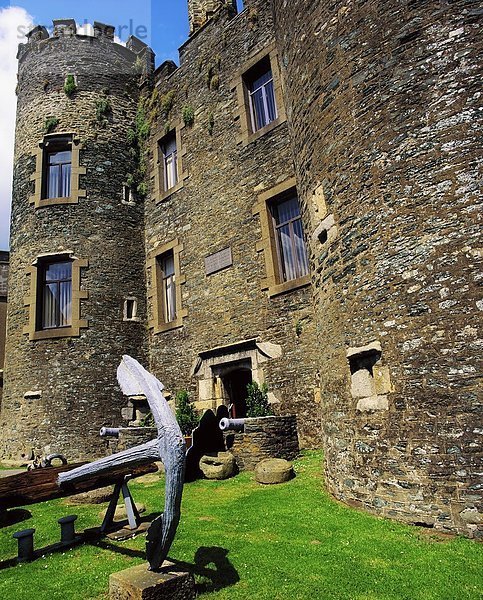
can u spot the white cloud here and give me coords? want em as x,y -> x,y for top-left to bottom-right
0,6 -> 33,250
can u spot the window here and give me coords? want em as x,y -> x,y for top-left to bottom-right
253,178 -> 311,297
123,297 -> 139,321
30,133 -> 86,209
44,146 -> 71,199
157,251 -> 177,323
153,126 -> 186,201
246,57 -> 277,132
271,194 -> 309,282
231,45 -> 286,146
122,185 -> 133,204
126,299 -> 135,319
24,253 -> 88,340
147,239 -> 188,333
38,260 -> 72,329
161,133 -> 178,191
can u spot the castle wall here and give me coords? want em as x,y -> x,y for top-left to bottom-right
272,0 -> 482,536
1,27 -> 148,461
0,252 -> 9,369
144,0 -> 321,447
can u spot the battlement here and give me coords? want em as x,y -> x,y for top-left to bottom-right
17,19 -> 155,75
188,0 -> 237,34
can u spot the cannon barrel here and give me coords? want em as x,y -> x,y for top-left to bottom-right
99,427 -> 120,438
219,418 -> 245,432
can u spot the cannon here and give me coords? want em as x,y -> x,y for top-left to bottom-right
99,427 -> 120,438
219,418 -> 245,432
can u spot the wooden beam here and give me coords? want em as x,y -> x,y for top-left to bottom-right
0,462 -> 157,511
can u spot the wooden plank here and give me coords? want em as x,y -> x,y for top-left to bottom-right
0,462 -> 157,510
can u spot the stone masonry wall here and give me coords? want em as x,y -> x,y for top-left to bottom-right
1,29 -> 148,461
225,415 -> 299,470
272,0 -> 482,536
144,0 -> 321,447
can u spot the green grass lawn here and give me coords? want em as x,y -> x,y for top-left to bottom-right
0,451 -> 481,600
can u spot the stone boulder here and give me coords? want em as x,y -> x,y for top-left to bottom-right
199,452 -> 236,480
255,458 -> 294,484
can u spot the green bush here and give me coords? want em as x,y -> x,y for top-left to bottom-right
136,181 -> 148,198
182,104 -> 195,127
245,381 -> 272,417
63,74 -> 77,97
95,97 -> 112,124
44,116 -> 59,133
175,390 -> 199,436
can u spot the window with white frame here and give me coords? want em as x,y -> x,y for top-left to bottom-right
43,136 -> 72,199
157,251 -> 176,324
270,193 -> 309,283
245,57 -> 277,132
160,132 -> 178,192
37,259 -> 72,330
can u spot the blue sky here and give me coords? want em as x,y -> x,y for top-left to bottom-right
0,1 -> 245,250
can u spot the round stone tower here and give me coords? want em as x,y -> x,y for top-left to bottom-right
1,20 -> 153,461
272,0 -> 482,536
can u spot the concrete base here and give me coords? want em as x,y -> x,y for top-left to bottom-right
109,561 -> 196,600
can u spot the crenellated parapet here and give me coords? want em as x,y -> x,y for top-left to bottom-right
17,19 -> 154,77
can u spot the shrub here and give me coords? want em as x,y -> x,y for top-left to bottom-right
175,390 -> 199,436
245,382 -> 272,418
182,104 -> 195,127
95,97 -> 112,124
44,116 -> 59,133
210,74 -> 220,91
136,181 -> 148,198
64,74 -> 77,97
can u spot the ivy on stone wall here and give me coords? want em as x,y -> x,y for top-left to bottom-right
160,90 -> 176,119
125,97 -> 153,199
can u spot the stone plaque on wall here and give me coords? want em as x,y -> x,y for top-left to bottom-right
205,247 -> 233,276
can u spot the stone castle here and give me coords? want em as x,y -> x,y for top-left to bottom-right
0,0 -> 481,538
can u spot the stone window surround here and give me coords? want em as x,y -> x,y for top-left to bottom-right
253,177 -> 311,298
152,121 -> 188,203
231,43 -> 287,146
23,251 -> 89,341
29,132 -> 86,209
147,239 -> 188,333
123,296 -> 140,322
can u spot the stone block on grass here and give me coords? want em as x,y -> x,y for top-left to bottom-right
255,458 -> 294,484
199,452 -> 236,480
109,561 -> 195,600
